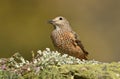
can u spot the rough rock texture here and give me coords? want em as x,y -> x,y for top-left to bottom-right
0,48 -> 120,79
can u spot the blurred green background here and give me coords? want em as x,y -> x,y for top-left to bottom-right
0,0 -> 120,62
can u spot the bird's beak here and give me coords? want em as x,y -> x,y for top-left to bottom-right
48,20 -> 54,24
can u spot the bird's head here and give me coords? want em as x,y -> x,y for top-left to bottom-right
49,16 -> 71,30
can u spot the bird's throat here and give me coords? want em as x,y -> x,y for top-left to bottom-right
55,25 -> 61,31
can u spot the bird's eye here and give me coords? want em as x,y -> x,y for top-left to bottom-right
59,17 -> 63,20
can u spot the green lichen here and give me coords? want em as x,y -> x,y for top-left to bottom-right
0,48 -> 120,79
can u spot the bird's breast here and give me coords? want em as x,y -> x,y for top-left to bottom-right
51,30 -> 74,48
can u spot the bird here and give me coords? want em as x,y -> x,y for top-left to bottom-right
48,16 -> 89,60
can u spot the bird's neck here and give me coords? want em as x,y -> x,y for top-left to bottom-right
55,25 -> 61,31
55,25 -> 72,31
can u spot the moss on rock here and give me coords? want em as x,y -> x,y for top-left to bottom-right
0,48 -> 120,79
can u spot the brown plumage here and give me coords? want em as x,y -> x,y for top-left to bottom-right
49,16 -> 88,60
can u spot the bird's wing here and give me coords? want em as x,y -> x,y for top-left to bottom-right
72,31 -> 89,55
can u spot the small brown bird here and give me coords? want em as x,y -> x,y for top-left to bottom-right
49,16 -> 88,60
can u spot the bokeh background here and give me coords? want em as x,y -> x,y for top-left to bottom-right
0,0 -> 120,62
